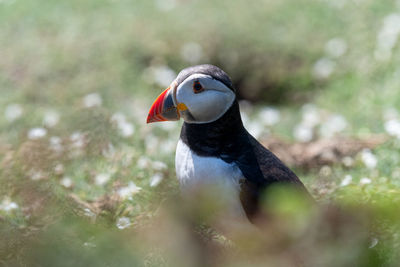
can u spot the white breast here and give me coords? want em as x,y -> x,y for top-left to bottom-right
175,139 -> 248,223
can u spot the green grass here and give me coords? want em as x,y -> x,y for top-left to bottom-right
1,0 -> 400,266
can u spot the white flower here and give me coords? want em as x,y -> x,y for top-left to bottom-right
319,165 -> 332,177
312,58 -> 335,79
181,42 -> 204,64
325,38 -> 347,58
144,65 -> 176,88
360,177 -> 372,185
102,143 -> 116,159
247,121 -> 266,139
384,119 -> 400,138
54,163 -> 65,175
83,93 -> 102,108
116,217 -> 131,229
111,113 -> 135,137
301,104 -> 320,127
152,161 -> 167,171
319,114 -> 347,138
120,122 -> 135,137
84,208 -> 96,218
83,242 -> 96,248
369,237 -> 379,249
30,170 -> 45,181
159,139 -> 176,155
50,136 -> 63,153
375,13 -> 400,61
293,123 -> 313,142
43,110 -> 60,127
28,127 -> 47,140
258,107 -> 281,126
60,176 -> 73,188
121,152 -> 134,167
361,149 -> 378,169
340,175 -> 352,187
137,156 -> 151,169
111,112 -> 126,124
342,156 -> 354,167
145,134 -> 159,154
154,0 -> 176,11
4,104 -> 23,122
95,173 -> 111,186
150,173 -> 164,187
70,131 -> 85,148
157,121 -> 177,131
117,182 -> 142,199
0,198 -> 19,212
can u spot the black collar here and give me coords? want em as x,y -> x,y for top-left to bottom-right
179,100 -> 245,158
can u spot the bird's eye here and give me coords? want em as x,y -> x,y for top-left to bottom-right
193,80 -> 204,94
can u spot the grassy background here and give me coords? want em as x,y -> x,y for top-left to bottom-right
1,0 -> 400,266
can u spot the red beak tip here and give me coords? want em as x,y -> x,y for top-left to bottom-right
147,86 -> 174,124
146,114 -> 155,124
146,112 -> 167,124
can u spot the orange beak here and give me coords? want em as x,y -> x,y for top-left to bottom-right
146,87 -> 180,123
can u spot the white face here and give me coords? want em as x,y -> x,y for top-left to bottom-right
173,74 -> 236,124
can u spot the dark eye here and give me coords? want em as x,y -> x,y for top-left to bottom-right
193,80 -> 204,94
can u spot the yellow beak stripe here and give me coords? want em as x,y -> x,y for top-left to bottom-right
176,103 -> 188,111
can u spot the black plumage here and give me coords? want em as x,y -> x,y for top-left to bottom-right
176,64 -> 235,92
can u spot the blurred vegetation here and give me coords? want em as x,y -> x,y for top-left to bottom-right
2,0 -> 400,266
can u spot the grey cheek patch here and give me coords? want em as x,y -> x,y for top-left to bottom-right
181,109 -> 196,122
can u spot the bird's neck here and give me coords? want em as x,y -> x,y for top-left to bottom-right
179,100 -> 245,157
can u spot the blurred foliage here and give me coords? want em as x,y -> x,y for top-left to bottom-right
3,183 -> 400,266
1,0 -> 398,105
2,0 -> 400,266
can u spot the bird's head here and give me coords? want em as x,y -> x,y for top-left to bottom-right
146,64 -> 236,124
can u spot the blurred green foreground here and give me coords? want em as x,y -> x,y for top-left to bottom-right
2,0 -> 400,266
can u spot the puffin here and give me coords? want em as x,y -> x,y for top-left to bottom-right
146,64 -> 311,225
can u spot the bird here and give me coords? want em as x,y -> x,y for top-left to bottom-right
147,64 -> 311,226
